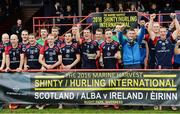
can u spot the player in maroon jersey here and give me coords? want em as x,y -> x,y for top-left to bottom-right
60,32 -> 80,69
39,34 -> 62,70
24,34 -> 42,70
5,34 -> 24,72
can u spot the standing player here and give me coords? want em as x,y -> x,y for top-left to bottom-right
149,14 -> 179,69
5,34 -> 24,109
1,33 -> 10,46
174,40 -> 180,69
24,34 -> 42,70
37,28 -> 48,46
20,30 -> 29,52
39,34 -> 62,70
100,28 -> 121,69
60,32 -> 80,69
95,28 -> 104,46
100,28 -> 121,109
51,26 -> 62,47
0,39 -> 5,70
0,33 -> 9,70
80,29 -> 100,69
147,14 -> 161,69
5,34 -> 24,72
148,13 -> 179,111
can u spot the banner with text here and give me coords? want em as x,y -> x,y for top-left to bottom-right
0,70 -> 180,106
92,12 -> 138,32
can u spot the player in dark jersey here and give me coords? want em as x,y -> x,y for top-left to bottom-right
5,34 -> 24,109
149,14 -> 179,69
39,34 -> 62,70
20,30 -> 29,52
80,29 -> 100,69
0,33 -> 9,70
174,40 -> 180,69
71,24 -> 82,44
24,34 -> 42,70
5,34 -> 24,72
0,42 -> 5,70
60,32 -> 80,69
51,26 -> 63,47
148,13 -> 179,111
99,29 -> 121,110
100,28 -> 121,69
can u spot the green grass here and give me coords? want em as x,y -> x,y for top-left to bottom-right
0,106 -> 180,114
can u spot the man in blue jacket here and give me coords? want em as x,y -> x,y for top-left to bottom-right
118,22 -> 145,69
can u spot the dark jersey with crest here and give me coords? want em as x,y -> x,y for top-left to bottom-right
81,40 -> 99,69
5,45 -> 22,69
60,43 -> 80,66
155,38 -> 174,68
54,37 -> 63,47
100,41 -> 120,69
20,42 -> 29,52
24,44 -> 42,69
40,45 -> 60,65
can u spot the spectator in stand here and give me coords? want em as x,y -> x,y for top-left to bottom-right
60,32 -> 80,69
43,0 -> 54,17
53,1 -> 64,22
36,28 -> 48,46
95,28 -> 104,46
137,1 -> 145,12
95,6 -> 100,13
128,4 -> 137,12
11,19 -> 23,42
11,0 -> 20,11
116,3 -> 124,12
148,3 -> 159,21
104,2 -> 114,12
161,3 -> 174,27
0,0 -> 9,16
63,5 -> 75,32
118,21 -> 145,69
52,1 -> 64,34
